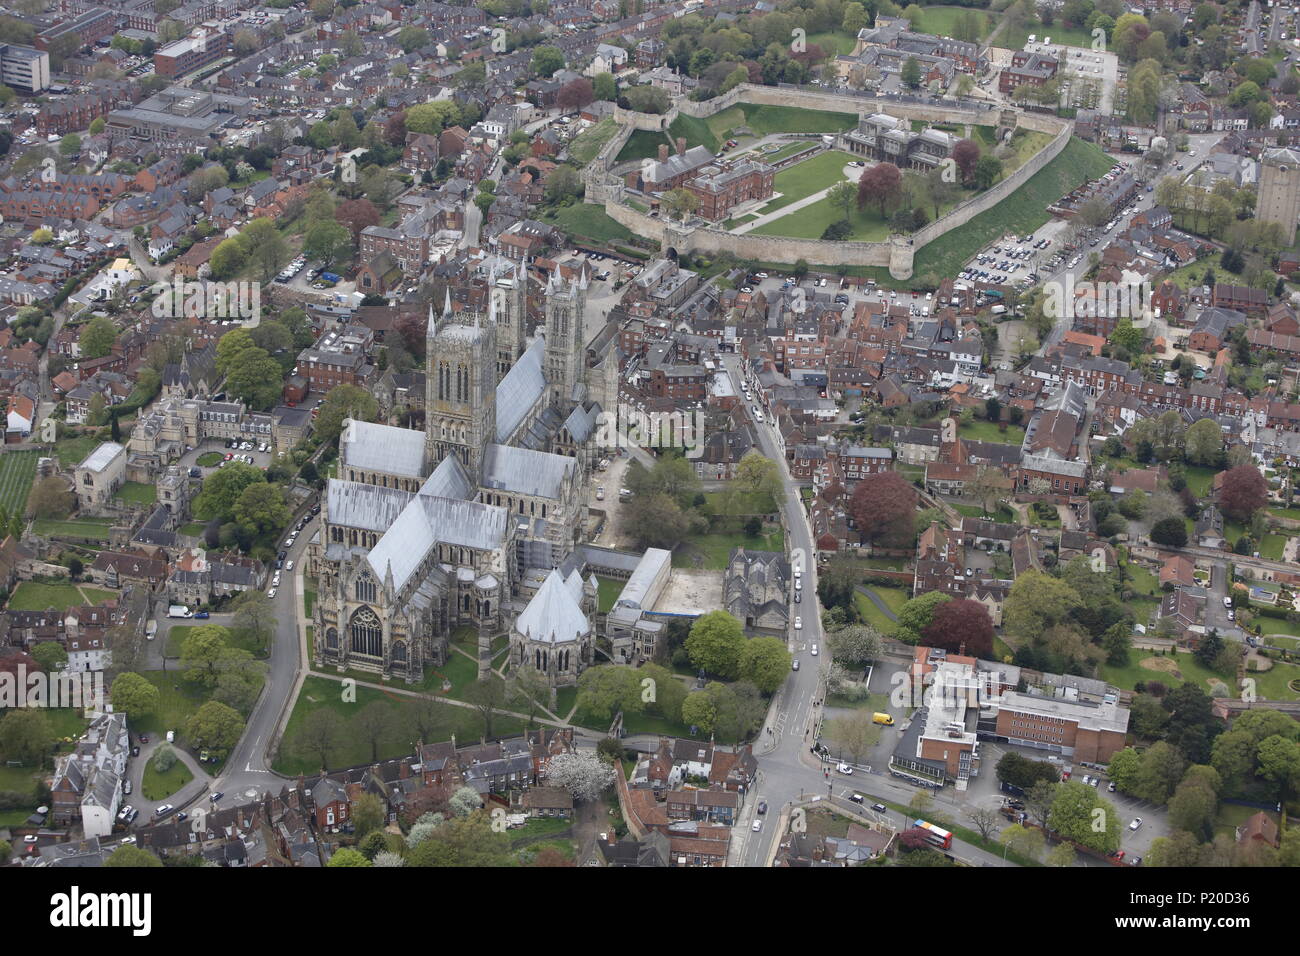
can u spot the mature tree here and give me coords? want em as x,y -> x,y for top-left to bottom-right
531,45 -> 565,78
827,712 -> 874,763
738,636 -> 791,694
104,845 -> 164,867
996,751 -> 1060,790
78,315 -> 118,359
826,624 -> 882,667
973,155 -> 1002,190
735,450 -> 783,503
353,701 -> 394,763
1002,570 -> 1082,645
448,785 -> 482,818
1184,418 -> 1223,466
303,220 -> 353,270
1000,823 -> 1045,861
350,791 -> 386,837
1219,465 -> 1268,521
900,55 -> 922,88
224,347 -> 284,409
26,477 -> 73,519
192,463 -> 265,522
406,813 -> 513,867
231,590 -> 275,652
178,624 -> 231,685
110,672 -> 160,718
848,471 -> 916,546
463,678 -> 508,740
233,482 -> 289,536
1107,747 -> 1142,793
575,665 -> 642,724
1133,741 -> 1186,804
185,700 -> 244,758
1048,780 -> 1121,854
293,708 -> 345,769
922,598 -> 995,658
1168,776 -> 1218,840
827,181 -> 857,222
315,384 -> 379,445
544,751 -> 617,801
893,591 -> 952,645
327,848 -> 371,867
1046,842 -> 1077,867
858,162 -> 903,218
1023,779 -> 1058,828
952,138 -> 980,184
557,77 -> 594,112
686,610 -> 746,679
1256,735 -> 1300,803
0,709 -> 53,765
1149,516 -> 1188,547
335,197 -> 381,246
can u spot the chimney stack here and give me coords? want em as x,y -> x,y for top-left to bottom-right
657,143 -> 669,163
675,137 -> 686,156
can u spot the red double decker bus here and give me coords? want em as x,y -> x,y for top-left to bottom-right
911,819 -> 953,850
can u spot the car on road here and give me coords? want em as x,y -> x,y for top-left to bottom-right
752,818 -> 762,832
1223,596 -> 1233,608
848,792 -> 864,803
154,804 -> 175,818
810,643 -> 818,655
794,616 -> 802,630
210,791 -> 224,803
1129,817 -> 1142,831
792,659 -> 800,671
139,735 -> 150,744
268,587 -> 278,598
836,763 -> 854,775
757,800 -> 767,814
1108,781 -> 1117,792
286,560 -> 294,572
123,780 -> 132,795
176,812 -> 188,822
131,745 -> 140,757
194,611 -> 209,619
595,486 -> 604,500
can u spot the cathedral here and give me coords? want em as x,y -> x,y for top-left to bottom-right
310,262 -> 611,685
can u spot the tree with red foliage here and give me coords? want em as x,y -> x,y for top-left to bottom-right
900,828 -> 932,852
532,847 -> 576,867
384,110 -> 407,147
848,471 -> 916,547
922,598 -> 995,658
952,139 -> 980,184
335,197 -> 380,247
557,77 -> 594,112
857,161 -> 902,218
394,309 -> 429,360
1218,464 -> 1268,521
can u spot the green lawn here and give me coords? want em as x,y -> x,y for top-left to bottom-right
702,487 -> 777,515
53,435 -> 101,468
1183,465 -> 1219,498
0,449 -> 39,516
998,21 -> 1094,51
179,522 -> 206,537
542,203 -> 633,244
129,671 -> 212,741
1099,652 -> 1232,695
1244,659 -> 1300,701
8,580 -> 110,611
141,750 -> 194,800
908,6 -> 991,39
752,185 -> 942,241
166,623 -> 267,660
115,481 -> 156,506
596,575 -> 624,614
568,118 -> 620,164
273,675 -> 525,774
554,685 -> 578,720
616,128 -> 673,163
195,452 -> 223,467
854,585 -> 909,631
676,528 -> 785,569
748,150 -> 857,218
304,588 -> 316,618
958,419 -> 1026,445
908,137 -> 1114,284
31,518 -> 113,542
806,29 -> 859,56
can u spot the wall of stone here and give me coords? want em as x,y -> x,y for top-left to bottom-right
589,87 -> 1073,279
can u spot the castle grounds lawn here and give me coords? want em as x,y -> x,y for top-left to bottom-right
31,518 -> 113,543
752,190 -> 917,241
806,29 -> 860,55
542,204 -> 633,244
8,580 -> 88,611
616,128 -> 672,162
750,150 -> 857,216
0,449 -> 39,516
273,675 -> 525,774
958,419 -> 1026,444
907,137 -> 1113,284
53,435 -> 100,469
115,482 -> 156,506
568,118 -> 619,165
141,751 -> 193,801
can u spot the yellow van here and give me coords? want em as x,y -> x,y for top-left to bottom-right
872,712 -> 895,726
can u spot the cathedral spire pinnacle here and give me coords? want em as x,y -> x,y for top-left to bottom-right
443,285 -> 453,318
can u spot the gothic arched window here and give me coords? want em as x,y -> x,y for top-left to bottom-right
355,574 -> 376,604
349,606 -> 382,657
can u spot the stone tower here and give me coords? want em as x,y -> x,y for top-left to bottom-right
492,263 -> 528,380
425,290 -> 497,481
543,266 -> 587,409
1257,147 -> 1300,246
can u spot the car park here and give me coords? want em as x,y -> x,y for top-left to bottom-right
1129,818 -> 1142,831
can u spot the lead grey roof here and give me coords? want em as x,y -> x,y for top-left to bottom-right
419,453 -> 473,501
366,494 -> 509,592
615,547 -> 671,610
327,479 -> 414,531
495,336 -> 547,443
515,568 -> 589,645
340,419 -> 426,478
78,442 -> 125,472
481,443 -> 574,499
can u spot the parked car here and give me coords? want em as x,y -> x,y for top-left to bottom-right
757,800 -> 767,814
1129,817 -> 1143,831
751,818 -> 762,832
836,763 -> 854,775
194,611 -> 209,619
